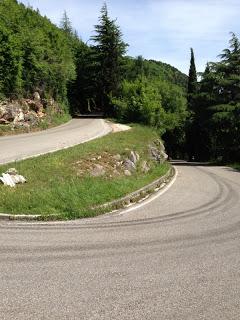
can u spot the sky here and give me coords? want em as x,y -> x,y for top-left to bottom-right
19,0 -> 240,74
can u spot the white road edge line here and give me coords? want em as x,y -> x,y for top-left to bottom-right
115,167 -> 178,216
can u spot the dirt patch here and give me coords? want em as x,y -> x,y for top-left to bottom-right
74,152 -> 125,178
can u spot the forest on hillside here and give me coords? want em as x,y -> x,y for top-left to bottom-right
0,0 -> 188,138
0,0 -> 239,162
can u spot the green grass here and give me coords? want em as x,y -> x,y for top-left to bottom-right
229,163 -> 240,171
0,125 -> 170,219
0,124 -> 12,134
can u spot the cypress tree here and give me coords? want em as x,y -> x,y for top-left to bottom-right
187,48 -> 198,102
186,48 -> 198,160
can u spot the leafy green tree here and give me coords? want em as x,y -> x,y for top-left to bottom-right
91,3 -> 128,115
112,77 -> 187,138
0,0 -> 75,105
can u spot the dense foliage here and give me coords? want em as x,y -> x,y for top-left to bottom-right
1,0 -> 188,150
188,33 -> 240,162
0,0 -> 76,106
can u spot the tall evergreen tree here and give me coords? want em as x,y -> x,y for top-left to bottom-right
60,11 -> 73,35
186,48 -> 199,160
91,3 -> 128,115
187,48 -> 198,103
189,33 -> 240,161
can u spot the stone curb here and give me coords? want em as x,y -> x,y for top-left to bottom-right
0,166 -> 175,221
96,166 -> 175,211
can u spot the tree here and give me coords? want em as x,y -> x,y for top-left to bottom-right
0,0 -> 76,102
187,48 -> 198,106
186,48 -> 199,160
91,3 -> 128,115
190,33 -> 240,162
60,11 -> 73,35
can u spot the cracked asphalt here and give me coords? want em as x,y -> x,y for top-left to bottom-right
1,162 -> 240,319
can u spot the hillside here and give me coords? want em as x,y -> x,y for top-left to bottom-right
0,0 -> 187,141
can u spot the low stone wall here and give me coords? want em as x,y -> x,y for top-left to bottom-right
97,166 -> 175,211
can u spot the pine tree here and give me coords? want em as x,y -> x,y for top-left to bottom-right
91,3 -> 128,115
60,11 -> 73,35
217,32 -> 240,103
190,33 -> 240,161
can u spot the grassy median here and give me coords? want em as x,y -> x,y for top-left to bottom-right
0,125 -> 170,219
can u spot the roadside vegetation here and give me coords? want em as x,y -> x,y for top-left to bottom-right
0,125 -> 170,219
0,0 -> 238,219
229,163 -> 240,171
0,0 -> 187,140
1,1 -> 239,165
186,34 -> 240,163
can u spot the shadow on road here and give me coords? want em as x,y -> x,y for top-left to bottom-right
73,113 -> 105,119
171,160 -> 240,173
170,160 -> 213,167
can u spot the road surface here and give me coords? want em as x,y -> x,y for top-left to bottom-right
0,119 -> 111,165
0,163 -> 240,319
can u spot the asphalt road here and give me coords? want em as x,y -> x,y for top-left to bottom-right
0,163 -> 240,320
0,119 -> 111,165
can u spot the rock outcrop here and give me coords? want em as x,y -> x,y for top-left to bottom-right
149,139 -> 168,164
74,141 -> 168,179
0,92 -> 61,131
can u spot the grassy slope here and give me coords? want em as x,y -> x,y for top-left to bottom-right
0,125 -> 169,219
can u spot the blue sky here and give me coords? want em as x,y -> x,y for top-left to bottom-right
19,0 -> 240,74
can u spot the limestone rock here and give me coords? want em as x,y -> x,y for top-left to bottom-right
159,150 -> 168,163
0,168 -> 26,187
149,146 -> 161,162
124,170 -> 132,176
13,110 -> 25,124
154,139 -> 166,151
90,164 -> 106,177
149,139 -> 168,164
124,159 -> 136,172
24,111 -> 39,127
33,92 -> 41,101
129,151 -> 140,164
141,161 -> 150,173
6,168 -> 18,175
